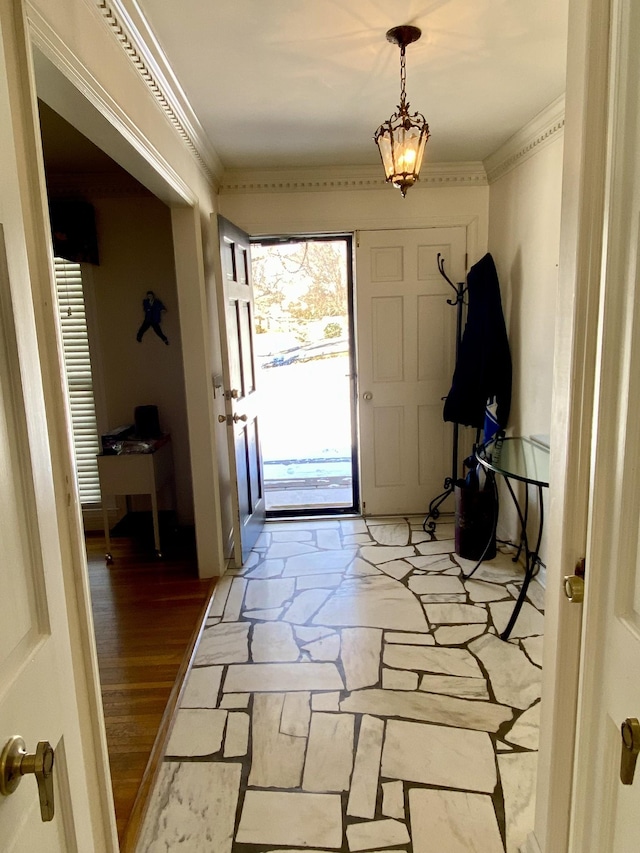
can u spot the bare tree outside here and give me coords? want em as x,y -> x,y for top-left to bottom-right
253,241 -> 348,336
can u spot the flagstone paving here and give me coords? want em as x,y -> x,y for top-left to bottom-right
137,516 -> 544,853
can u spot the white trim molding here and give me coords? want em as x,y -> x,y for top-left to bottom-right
91,0 -> 224,185
220,162 -> 488,195
29,3 -> 195,205
484,95 -> 566,184
519,833 -> 542,853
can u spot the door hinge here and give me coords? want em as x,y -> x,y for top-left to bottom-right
465,252 -> 468,271
575,557 -> 586,578
355,230 -> 360,249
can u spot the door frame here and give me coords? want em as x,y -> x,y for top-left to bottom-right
250,232 -> 360,518
6,0 -> 226,844
2,1 -> 117,846
564,0 -> 640,847
30,4 -> 226,580
530,0 -> 614,849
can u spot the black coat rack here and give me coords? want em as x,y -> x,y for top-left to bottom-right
423,253 -> 468,532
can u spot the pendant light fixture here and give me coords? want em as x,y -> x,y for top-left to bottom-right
374,25 -> 430,197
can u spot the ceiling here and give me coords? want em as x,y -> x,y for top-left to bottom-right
135,0 -> 569,171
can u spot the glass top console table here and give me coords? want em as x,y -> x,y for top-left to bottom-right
475,436 -> 550,640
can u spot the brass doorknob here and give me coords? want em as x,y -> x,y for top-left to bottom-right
0,737 -> 55,822
233,413 -> 248,423
620,718 -> 640,784
363,392 -> 373,401
563,574 -> 584,603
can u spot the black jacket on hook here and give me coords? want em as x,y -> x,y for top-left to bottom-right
443,253 -> 512,430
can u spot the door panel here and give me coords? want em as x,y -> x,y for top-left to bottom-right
418,403 -> 449,486
238,301 -> 256,395
417,294 -> 450,380
372,296 -> 404,381
373,407 -> 404,487
570,0 -> 640,848
216,216 -> 265,565
357,227 -> 466,515
0,6 -> 107,846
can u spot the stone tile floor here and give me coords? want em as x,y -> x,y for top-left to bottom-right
137,516 -> 544,853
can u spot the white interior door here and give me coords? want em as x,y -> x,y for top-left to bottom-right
569,0 -> 640,848
356,227 -> 467,516
216,215 -> 265,565
0,7 -> 109,849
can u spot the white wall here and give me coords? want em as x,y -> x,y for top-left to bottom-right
219,183 -> 489,255
487,127 -> 564,564
86,193 -> 193,522
489,139 -> 564,437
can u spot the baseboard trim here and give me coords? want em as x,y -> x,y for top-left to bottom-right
520,831 -> 543,853
536,563 -> 547,588
225,527 -> 235,561
82,506 -> 124,532
119,577 -> 216,852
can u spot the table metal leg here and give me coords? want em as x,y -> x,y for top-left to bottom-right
500,483 -> 544,640
150,488 -> 162,558
102,501 -> 112,563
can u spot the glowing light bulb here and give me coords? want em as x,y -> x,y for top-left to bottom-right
398,148 -> 416,170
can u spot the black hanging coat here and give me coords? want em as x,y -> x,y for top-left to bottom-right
443,253 -> 512,429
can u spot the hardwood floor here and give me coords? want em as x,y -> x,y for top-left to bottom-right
85,517 -> 215,847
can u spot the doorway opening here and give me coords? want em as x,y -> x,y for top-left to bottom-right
251,235 -> 359,516
37,96 -> 212,843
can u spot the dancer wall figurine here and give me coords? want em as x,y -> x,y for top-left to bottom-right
136,290 -> 169,345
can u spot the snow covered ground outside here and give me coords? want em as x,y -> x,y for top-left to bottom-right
259,354 -> 353,484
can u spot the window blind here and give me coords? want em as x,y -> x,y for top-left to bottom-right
54,258 -> 102,505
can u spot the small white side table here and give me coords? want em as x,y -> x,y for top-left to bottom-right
97,439 -> 174,561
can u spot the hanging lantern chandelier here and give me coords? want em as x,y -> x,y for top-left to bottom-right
374,25 -> 430,197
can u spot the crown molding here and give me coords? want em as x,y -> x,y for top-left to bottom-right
28,2 -> 195,205
484,94 -> 566,184
220,162 -> 487,195
92,0 -> 224,186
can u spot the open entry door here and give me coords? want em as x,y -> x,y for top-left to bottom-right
216,216 -> 265,565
